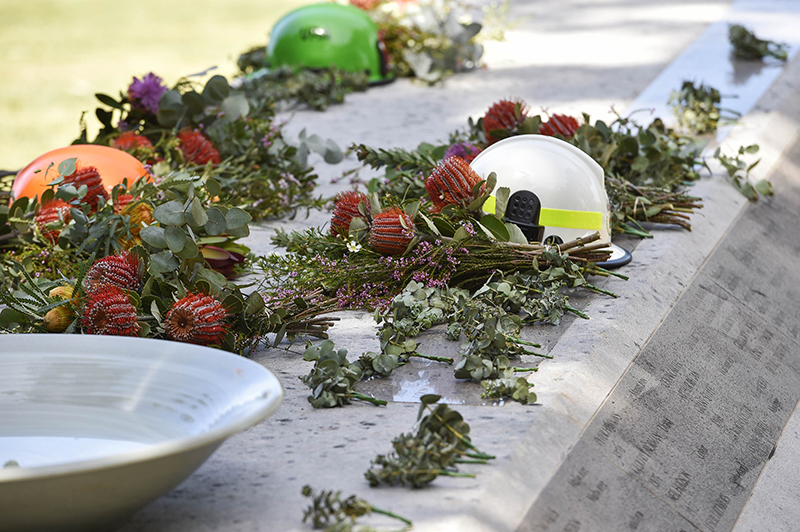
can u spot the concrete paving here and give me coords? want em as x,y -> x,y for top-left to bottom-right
115,1 -> 800,531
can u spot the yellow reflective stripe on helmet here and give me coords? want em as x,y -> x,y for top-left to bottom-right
539,208 -> 603,230
483,196 -> 497,214
483,196 -> 602,230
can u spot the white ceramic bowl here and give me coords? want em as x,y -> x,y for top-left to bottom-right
0,335 -> 284,532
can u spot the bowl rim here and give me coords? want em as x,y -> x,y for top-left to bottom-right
0,334 -> 284,483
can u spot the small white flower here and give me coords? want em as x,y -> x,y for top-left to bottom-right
347,241 -> 362,253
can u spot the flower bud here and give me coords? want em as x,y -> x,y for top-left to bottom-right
43,306 -> 74,333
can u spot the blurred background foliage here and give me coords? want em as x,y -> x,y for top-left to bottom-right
0,0 -> 312,170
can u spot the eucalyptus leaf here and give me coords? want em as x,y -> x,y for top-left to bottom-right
165,225 -> 187,253
204,207 -> 227,235
153,200 -> 186,226
220,93 -> 250,122
202,75 -> 231,103
182,91 -> 205,115
197,267 -> 228,289
57,158 -> 77,178
245,292 -> 266,316
140,225 -> 167,249
189,197 -> 208,227
225,207 -> 251,229
176,237 -> 199,259
205,178 -> 221,198
156,90 -> 185,128
324,139 -> 343,164
69,208 -> 89,227
149,250 -> 180,274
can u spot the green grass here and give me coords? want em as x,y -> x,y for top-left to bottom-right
0,0 -> 311,170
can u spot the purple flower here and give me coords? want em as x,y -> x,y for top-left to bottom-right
128,73 -> 167,115
443,142 -> 482,163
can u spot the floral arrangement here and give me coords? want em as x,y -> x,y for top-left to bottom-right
237,0 -> 509,90
352,96 -> 771,242
259,155 -> 612,305
359,0 -> 492,83
77,72 -> 342,220
0,157 -> 336,354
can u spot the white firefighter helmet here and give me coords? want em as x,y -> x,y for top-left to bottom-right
470,134 -> 631,267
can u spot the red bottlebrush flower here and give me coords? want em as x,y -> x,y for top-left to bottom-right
84,250 -> 143,294
483,99 -> 529,144
62,165 -> 110,212
425,156 -> 485,212
368,207 -> 414,255
539,114 -> 581,139
34,199 -> 72,244
330,191 -> 371,237
177,129 -> 221,167
113,131 -> 153,152
164,292 -> 229,346
82,285 -> 141,337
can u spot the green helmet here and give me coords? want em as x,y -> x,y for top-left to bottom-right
266,3 -> 393,84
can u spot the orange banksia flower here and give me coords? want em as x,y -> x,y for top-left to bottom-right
82,285 -> 141,336
84,250 -> 143,294
114,195 -> 154,249
483,99 -> 529,144
62,165 -> 109,212
368,207 -> 414,255
330,191 -> 371,236
177,129 -> 221,167
539,114 -> 581,139
164,292 -> 229,346
34,199 -> 72,244
425,156 -> 485,212
113,131 -> 154,151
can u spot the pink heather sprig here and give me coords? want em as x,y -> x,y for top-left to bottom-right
460,222 -> 477,237
335,284 -> 393,311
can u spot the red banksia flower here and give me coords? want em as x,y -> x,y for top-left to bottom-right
330,191 -> 371,236
164,293 -> 229,346
368,208 -> 414,255
539,114 -> 581,139
62,165 -> 109,212
34,199 -> 72,244
84,250 -> 143,294
178,129 -> 221,167
483,99 -> 529,144
114,194 -> 134,214
425,156 -> 485,212
113,131 -> 153,152
82,285 -> 141,337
